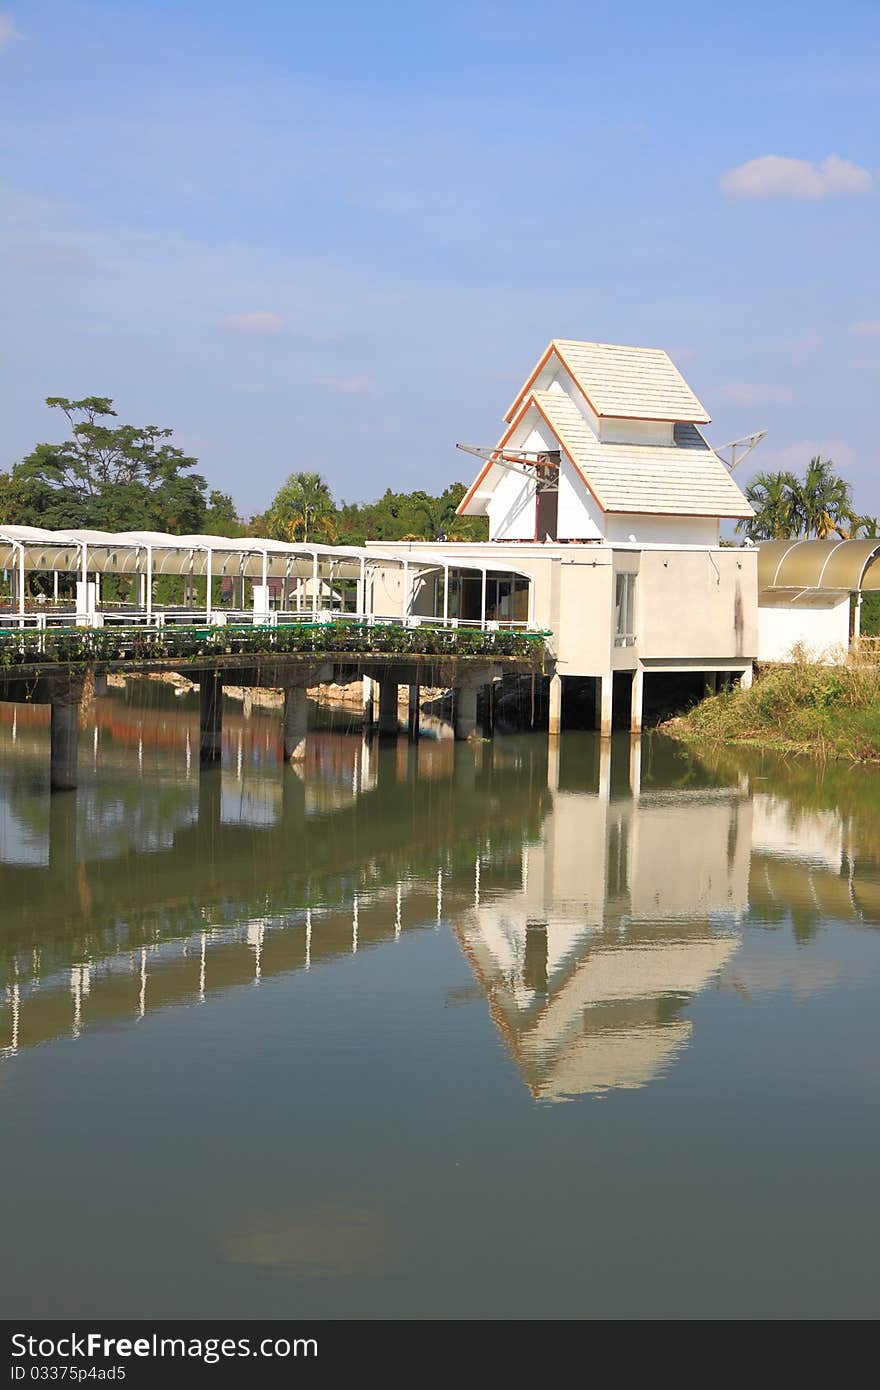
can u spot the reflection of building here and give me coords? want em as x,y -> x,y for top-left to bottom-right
454,745 -> 747,1099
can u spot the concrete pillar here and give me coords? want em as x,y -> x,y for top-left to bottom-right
481,679 -> 496,739
454,685 -> 478,741
362,674 -> 375,731
283,684 -> 309,762
199,672 -> 223,763
631,666 -> 644,734
378,677 -> 399,736
407,684 -> 420,743
595,673 -> 613,737
739,665 -> 754,691
548,673 -> 563,737
703,671 -> 718,699
51,696 -> 80,791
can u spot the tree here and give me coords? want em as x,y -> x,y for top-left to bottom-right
738,458 -> 859,541
791,456 -> 853,539
738,471 -> 800,540
11,396 -> 210,533
266,471 -> 337,543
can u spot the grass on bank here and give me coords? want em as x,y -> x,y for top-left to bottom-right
663,658 -> 880,763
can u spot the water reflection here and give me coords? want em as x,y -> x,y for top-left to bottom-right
1,696 -> 879,1102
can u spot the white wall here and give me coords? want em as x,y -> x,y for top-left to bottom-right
556,455 -> 604,540
600,418 -> 674,445
487,465 -> 537,540
605,514 -> 719,545
758,599 -> 850,664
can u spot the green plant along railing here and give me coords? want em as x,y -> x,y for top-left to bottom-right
0,621 -> 549,672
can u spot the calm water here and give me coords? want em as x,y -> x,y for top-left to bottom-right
1,685 -> 879,1320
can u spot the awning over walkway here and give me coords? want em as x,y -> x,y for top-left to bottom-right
757,538 -> 880,597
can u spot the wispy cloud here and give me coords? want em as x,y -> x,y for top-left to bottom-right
717,381 -> 794,405
0,13 -> 19,48
721,154 -> 873,199
851,320 -> 880,336
222,311 -> 285,334
315,375 -> 374,394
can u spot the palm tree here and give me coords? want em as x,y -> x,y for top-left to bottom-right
790,456 -> 853,539
267,471 -> 337,544
852,514 -> 880,539
738,471 -> 799,540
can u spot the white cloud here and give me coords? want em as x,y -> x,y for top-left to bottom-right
721,154 -> 873,200
756,440 -> 855,475
717,381 -> 794,405
223,311 -> 285,334
315,375 -> 374,394
851,320 -> 880,336
0,14 -> 18,48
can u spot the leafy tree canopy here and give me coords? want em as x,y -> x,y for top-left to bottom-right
738,456 -> 875,542
8,397 -> 218,534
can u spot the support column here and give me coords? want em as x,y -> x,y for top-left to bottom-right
378,677 -> 399,737
51,694 -> 80,791
594,673 -> 612,737
739,665 -> 754,691
548,672 -> 563,737
703,671 -> 718,699
407,684 -> 420,743
199,672 -> 223,763
482,679 -> 496,739
454,685 -> 478,741
362,675 -> 375,732
631,666 -> 644,734
283,685 -> 309,762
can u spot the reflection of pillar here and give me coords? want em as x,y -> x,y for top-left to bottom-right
283,685 -> 308,762
548,672 -> 562,737
598,736 -> 611,801
408,684 -> 420,742
547,735 -> 560,793
631,666 -> 644,734
454,685 -> 478,741
199,672 -> 223,762
629,736 -> 642,798
378,677 -> 398,736
595,673 -> 612,736
51,694 -> 80,791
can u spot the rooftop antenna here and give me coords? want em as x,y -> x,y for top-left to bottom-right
455,442 -> 560,492
715,430 -> 767,472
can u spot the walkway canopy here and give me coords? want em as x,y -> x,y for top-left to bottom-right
757,539 -> 880,598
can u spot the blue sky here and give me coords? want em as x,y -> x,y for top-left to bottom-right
1,0 -> 878,517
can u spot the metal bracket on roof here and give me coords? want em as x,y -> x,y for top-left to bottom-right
456,443 -> 560,492
715,430 -> 767,472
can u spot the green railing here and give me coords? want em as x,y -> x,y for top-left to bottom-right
0,620 -> 549,672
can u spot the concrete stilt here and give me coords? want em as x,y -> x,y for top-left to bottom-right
595,673 -> 613,737
548,672 -> 563,737
378,677 -> 399,737
703,671 -> 718,698
283,685 -> 309,762
407,684 -> 420,742
454,685 -> 478,741
631,666 -> 644,734
199,672 -> 223,763
362,675 -> 375,731
51,696 -> 80,791
739,665 -> 754,690
482,680 -> 496,738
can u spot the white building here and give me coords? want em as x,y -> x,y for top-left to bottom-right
379,338 -> 759,733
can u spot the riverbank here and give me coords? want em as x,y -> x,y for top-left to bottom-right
662,660 -> 880,763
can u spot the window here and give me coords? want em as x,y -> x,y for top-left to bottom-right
614,572 -> 636,647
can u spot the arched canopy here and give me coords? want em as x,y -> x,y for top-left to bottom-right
757,538 -> 880,597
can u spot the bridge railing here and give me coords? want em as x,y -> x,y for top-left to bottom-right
0,606 -> 536,634
0,617 -> 549,671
